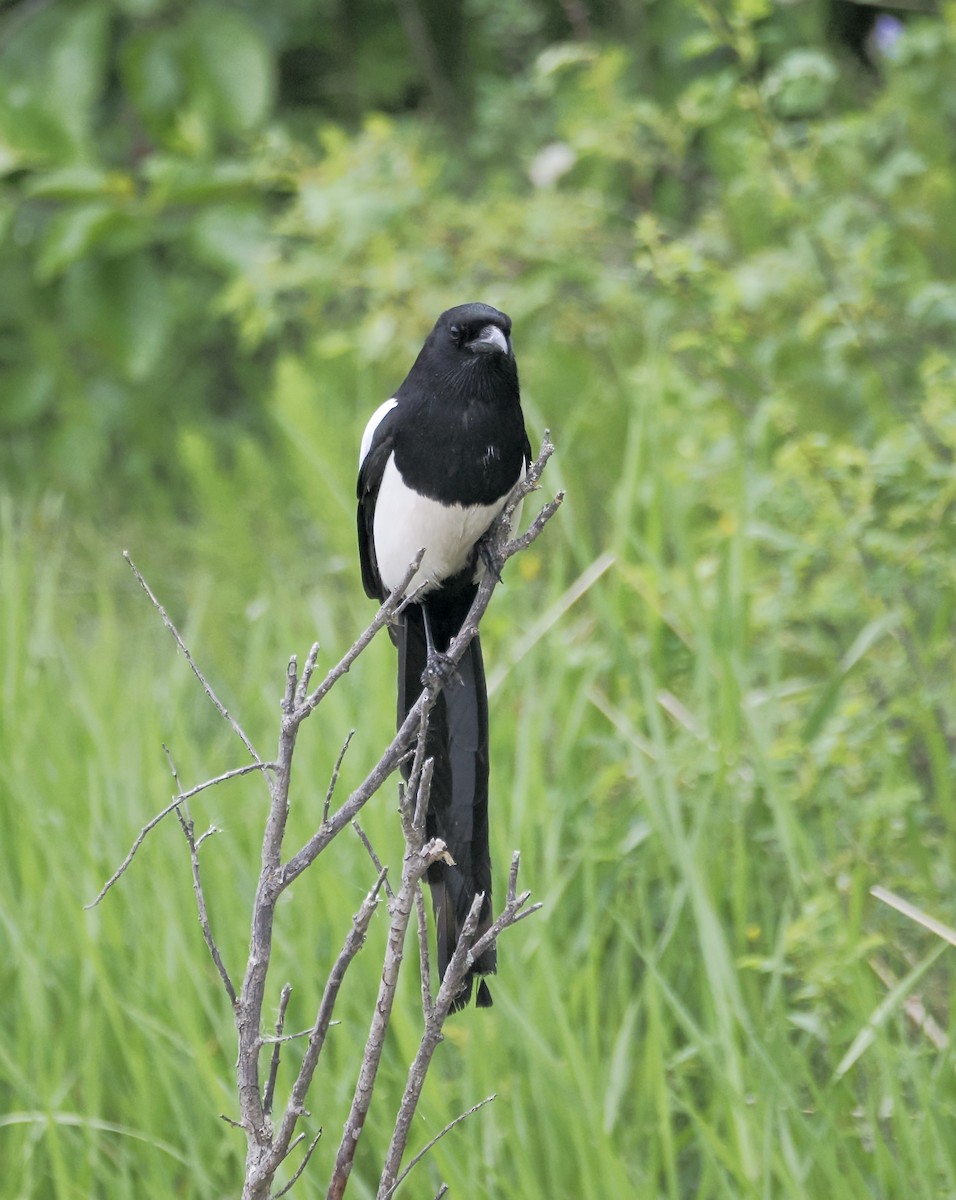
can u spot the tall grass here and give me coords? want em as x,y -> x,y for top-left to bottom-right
2,320 -> 955,1200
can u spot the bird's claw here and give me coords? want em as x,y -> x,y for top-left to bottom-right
422,651 -> 461,689
478,535 -> 504,584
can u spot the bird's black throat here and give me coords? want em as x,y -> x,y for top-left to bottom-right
392,356 -> 525,508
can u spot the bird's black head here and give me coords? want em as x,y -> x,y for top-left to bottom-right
398,302 -> 518,409
437,302 -> 513,359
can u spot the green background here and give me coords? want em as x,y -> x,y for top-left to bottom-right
3,1 -> 956,1196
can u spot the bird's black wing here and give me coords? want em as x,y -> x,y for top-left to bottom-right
356,405 -> 399,601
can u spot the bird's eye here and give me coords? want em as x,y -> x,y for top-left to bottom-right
449,323 -> 462,344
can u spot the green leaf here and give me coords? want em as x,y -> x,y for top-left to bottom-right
142,156 -> 261,204
24,166 -> 132,201
46,2 -> 110,150
183,5 -> 274,134
35,204 -> 119,281
121,27 -> 186,128
0,1 -> 109,163
833,943 -> 947,1080
190,207 -> 270,274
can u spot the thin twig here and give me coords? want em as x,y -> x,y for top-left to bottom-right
123,551 -> 263,763
263,984 -> 293,1117
382,1095 -> 496,1199
325,731 -> 356,823
261,1026 -> 329,1045
295,644 -> 321,709
353,821 -> 394,899
275,1128 -> 323,1198
470,853 -> 542,967
297,552 -> 426,721
166,746 -> 238,1006
194,825 -> 219,850
414,884 -> 433,1017
85,760 -> 273,908
503,491 -> 565,557
403,732 -> 434,846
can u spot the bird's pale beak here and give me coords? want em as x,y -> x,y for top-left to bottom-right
469,325 -> 511,355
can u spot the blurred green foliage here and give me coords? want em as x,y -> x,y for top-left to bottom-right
0,0 -> 846,500
3,0 -> 956,1197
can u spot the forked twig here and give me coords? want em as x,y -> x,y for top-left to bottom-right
85,760 -> 272,909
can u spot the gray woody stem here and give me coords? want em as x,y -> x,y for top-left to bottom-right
104,435 -> 560,1200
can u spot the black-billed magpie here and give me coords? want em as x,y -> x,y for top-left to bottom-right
357,302 -> 531,1010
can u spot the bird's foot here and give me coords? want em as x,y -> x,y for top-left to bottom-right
421,650 -> 461,690
477,534 -> 504,584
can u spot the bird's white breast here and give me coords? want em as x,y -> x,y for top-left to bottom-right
373,454 -> 509,595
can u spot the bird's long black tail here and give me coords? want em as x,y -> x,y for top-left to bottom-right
397,602 -> 495,1010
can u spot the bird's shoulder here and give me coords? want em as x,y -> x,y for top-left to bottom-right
357,398 -> 399,497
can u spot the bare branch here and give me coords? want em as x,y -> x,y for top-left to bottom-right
194,825 -> 219,851
117,434 -> 560,1200
378,854 -> 541,1198
295,552 -> 425,723
275,1128 -> 323,1199
282,655 -> 298,717
295,643 -> 321,708
261,1026 -> 328,1045
328,839 -> 449,1200
468,853 -> 542,970
381,1095 -> 496,1199
85,760 -> 272,909
352,821 -> 394,899
503,491 -> 565,557
181,813 -> 236,1004
403,738 -> 434,847
325,730 -> 356,823
123,551 -> 262,763
374,892 -> 486,1200
164,745 -> 237,1005
267,869 -> 388,1171
263,983 -> 293,1117
413,884 -> 433,1017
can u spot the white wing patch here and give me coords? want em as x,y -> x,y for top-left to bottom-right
359,398 -> 398,468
